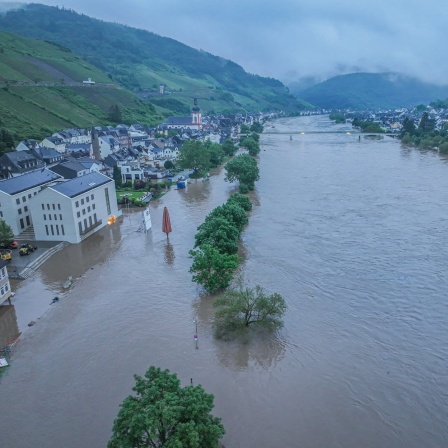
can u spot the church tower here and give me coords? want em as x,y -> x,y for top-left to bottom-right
191,98 -> 202,130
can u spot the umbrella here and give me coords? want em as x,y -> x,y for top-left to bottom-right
162,207 -> 172,239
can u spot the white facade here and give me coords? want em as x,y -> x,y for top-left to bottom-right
0,170 -> 62,236
30,173 -> 120,244
0,262 -> 12,305
98,136 -> 120,160
41,138 -> 66,154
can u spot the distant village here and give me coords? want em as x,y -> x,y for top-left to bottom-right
345,106 -> 448,133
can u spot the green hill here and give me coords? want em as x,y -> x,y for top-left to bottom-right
0,29 -> 165,141
0,3 -> 308,116
293,73 -> 448,110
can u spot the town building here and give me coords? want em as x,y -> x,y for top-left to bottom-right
0,169 -> 62,235
0,260 -> 12,306
30,172 -> 120,244
162,98 -> 202,131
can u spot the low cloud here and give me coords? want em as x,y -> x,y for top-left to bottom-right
9,0 -> 448,86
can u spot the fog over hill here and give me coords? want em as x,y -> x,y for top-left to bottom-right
1,0 -> 445,87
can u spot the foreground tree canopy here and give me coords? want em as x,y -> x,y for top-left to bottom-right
108,366 -> 225,448
214,283 -> 287,340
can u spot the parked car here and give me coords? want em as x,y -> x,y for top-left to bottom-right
0,241 -> 18,250
19,243 -> 37,256
0,249 -> 12,262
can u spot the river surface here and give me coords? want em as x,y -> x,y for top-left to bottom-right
1,116 -> 448,448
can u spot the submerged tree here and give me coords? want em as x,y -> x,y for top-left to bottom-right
214,283 -> 287,340
108,366 -> 225,448
189,244 -> 239,293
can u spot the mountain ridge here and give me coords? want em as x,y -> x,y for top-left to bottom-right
291,72 -> 448,110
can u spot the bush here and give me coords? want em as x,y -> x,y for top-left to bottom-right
227,193 -> 252,211
238,183 -> 249,194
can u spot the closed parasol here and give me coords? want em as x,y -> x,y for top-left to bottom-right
162,207 -> 172,239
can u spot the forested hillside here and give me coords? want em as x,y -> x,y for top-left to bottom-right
293,73 -> 448,110
0,3 -> 309,114
0,30 -> 163,142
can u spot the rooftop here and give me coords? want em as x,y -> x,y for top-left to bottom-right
0,169 -> 62,196
49,172 -> 112,198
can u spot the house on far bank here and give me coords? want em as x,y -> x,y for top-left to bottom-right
0,151 -> 45,178
162,98 -> 202,131
31,172 -> 121,244
49,159 -> 90,179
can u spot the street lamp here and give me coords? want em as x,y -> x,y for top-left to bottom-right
193,318 -> 198,350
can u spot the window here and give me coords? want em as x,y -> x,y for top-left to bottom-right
45,225 -> 49,236
56,225 -> 59,236
50,225 -> 54,235
81,198 -> 84,205
92,204 -> 95,210
91,194 -> 94,200
18,208 -> 22,215
94,213 -> 97,222
52,204 -> 56,210
77,211 -> 80,218
87,206 -> 91,212
34,192 -> 37,196
16,198 -> 20,205
24,206 -> 28,212
22,196 -> 26,202
54,214 -> 57,220
86,196 -> 89,203
42,204 -> 45,210
61,225 -> 65,236
84,218 -> 87,230
44,214 -> 46,221
75,201 -> 79,207
105,188 -> 111,214
82,209 -> 86,215
4,283 -> 8,292
28,194 -> 32,199
58,204 -> 61,210
78,222 -> 82,234
89,216 -> 92,226
59,214 -> 62,220
49,214 -> 52,221
47,204 -> 50,210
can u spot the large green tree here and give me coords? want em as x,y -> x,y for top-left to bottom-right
221,140 -> 236,157
224,154 -> 259,191
227,193 -> 252,212
195,217 -> 240,255
214,283 -> 287,340
239,137 -> 260,157
205,203 -> 248,233
108,366 -> 225,448
189,244 -> 239,292
178,141 -> 210,173
0,219 -> 14,244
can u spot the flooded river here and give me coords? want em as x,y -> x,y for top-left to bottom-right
1,116 -> 448,448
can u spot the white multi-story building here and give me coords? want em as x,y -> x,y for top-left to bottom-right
30,172 -> 120,244
0,170 -> 62,236
0,260 -> 12,305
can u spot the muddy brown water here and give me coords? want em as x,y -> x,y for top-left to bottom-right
1,116 -> 448,448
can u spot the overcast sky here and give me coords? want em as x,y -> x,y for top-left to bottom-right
3,1 -> 447,86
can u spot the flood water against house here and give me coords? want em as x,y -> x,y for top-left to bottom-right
1,116 -> 448,448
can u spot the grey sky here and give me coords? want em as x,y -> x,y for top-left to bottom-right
2,1 -> 447,85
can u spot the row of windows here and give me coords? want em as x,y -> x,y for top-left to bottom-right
18,206 -> 28,215
75,194 -> 94,208
45,224 -> 65,236
43,214 -> 63,221
76,204 -> 95,218
0,266 -> 6,279
41,203 -> 61,211
16,192 -> 36,205
0,282 -> 10,296
78,214 -> 98,233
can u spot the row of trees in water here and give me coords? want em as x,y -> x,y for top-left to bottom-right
108,122 -> 286,448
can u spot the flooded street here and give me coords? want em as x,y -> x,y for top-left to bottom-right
1,115 -> 448,448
